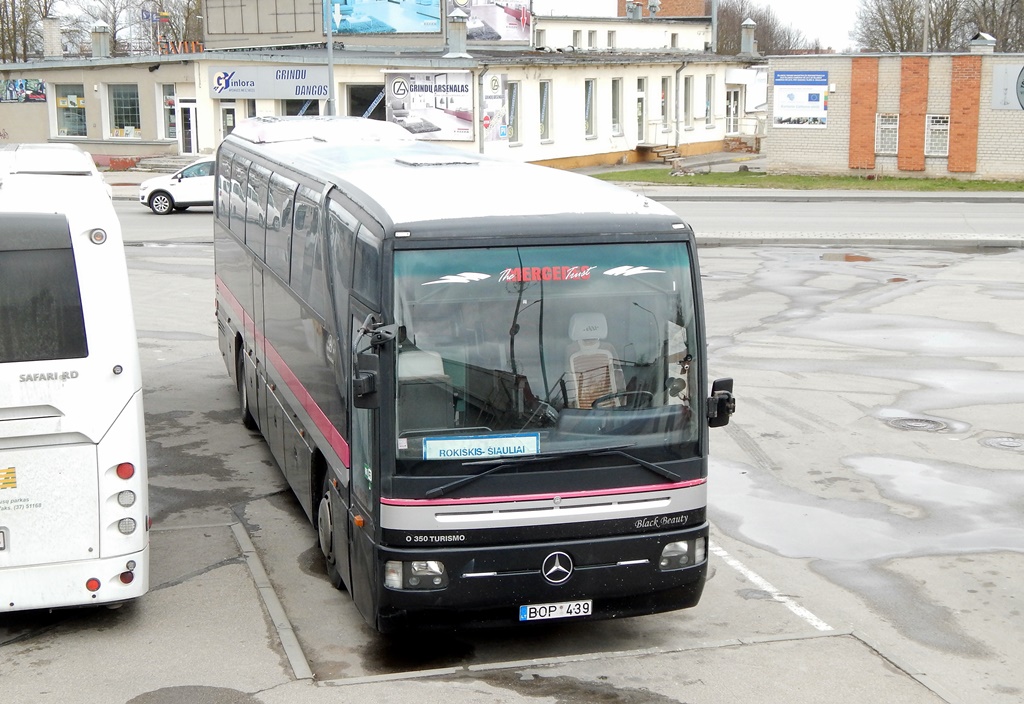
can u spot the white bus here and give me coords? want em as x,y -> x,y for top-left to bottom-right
0,144 -> 149,611
215,117 -> 734,632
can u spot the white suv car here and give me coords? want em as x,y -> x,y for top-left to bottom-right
139,158 -> 215,214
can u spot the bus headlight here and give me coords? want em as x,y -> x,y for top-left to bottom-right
384,560 -> 449,590
659,537 -> 706,571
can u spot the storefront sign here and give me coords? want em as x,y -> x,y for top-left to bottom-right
209,66 -> 330,100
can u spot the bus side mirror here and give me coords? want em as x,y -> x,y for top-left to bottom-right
707,377 -> 735,428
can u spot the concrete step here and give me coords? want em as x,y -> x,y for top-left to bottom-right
133,155 -> 205,173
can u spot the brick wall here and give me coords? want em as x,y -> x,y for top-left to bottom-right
949,55 -> 980,173
617,0 -> 705,16
898,56 -> 929,171
849,58 -> 878,170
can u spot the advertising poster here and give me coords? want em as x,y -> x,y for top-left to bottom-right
384,71 -> 473,141
325,0 -> 442,35
447,0 -> 531,42
992,64 -> 1024,110
772,70 -> 828,128
209,66 -> 329,100
1,79 -> 46,103
481,73 -> 509,142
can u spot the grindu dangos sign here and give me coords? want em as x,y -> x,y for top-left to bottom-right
209,66 -> 330,100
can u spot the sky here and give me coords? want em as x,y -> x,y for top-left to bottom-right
762,0 -> 861,51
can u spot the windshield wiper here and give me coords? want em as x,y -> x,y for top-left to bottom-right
424,443 -> 679,499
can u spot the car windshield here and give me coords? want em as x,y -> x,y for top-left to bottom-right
392,241 -> 699,477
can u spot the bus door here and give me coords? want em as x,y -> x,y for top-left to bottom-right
348,301 -> 380,624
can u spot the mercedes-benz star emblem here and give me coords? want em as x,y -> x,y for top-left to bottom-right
541,551 -> 573,584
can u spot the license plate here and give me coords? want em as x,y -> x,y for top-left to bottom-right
519,599 -> 592,621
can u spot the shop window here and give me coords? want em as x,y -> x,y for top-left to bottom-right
109,84 -> 141,138
56,84 -> 87,137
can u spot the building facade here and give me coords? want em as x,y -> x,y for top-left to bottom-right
766,44 -> 1024,180
0,8 -> 765,168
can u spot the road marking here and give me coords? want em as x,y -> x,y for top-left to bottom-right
711,542 -> 833,632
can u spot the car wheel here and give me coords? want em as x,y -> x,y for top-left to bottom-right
149,191 -> 174,215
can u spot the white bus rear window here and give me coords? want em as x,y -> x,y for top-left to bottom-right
0,242 -> 88,364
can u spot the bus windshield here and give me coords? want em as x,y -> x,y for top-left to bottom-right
392,241 -> 699,476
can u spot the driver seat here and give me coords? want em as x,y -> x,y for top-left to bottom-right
567,312 -> 620,409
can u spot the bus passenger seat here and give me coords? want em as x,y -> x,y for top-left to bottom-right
397,349 -> 455,432
566,312 -> 620,409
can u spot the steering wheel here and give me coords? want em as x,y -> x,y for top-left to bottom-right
592,390 -> 654,410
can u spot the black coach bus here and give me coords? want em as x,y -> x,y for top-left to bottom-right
213,116 -> 735,633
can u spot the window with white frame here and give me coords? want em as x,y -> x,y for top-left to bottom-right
161,84 -> 176,139
683,75 -> 693,128
925,114 -> 950,156
607,30 -> 616,49
875,113 -> 899,154
507,80 -> 521,144
539,80 -> 552,141
573,30 -> 582,48
109,84 -> 141,138
705,75 -> 714,127
671,33 -> 679,49
588,30 -> 597,49
535,28 -> 545,47
661,77 -> 671,128
611,78 -> 623,135
584,79 -> 596,138
56,84 -> 87,137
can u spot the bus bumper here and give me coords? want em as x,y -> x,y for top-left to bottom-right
373,524 -> 708,633
0,546 -> 149,613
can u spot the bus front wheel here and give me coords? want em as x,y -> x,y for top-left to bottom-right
318,473 -> 345,590
236,350 -> 258,430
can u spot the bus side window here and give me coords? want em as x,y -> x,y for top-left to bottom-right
266,172 -> 296,283
230,156 -> 251,241
352,225 -> 380,303
290,186 -> 326,318
246,163 -> 271,261
216,149 -> 233,225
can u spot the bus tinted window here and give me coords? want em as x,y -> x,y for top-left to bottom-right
246,163 -> 271,259
352,226 -> 380,303
266,173 -> 297,282
230,156 -> 251,240
217,149 -> 233,223
290,186 -> 326,318
0,244 -> 88,363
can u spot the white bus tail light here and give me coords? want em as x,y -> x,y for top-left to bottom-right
117,518 -> 137,535
116,463 -> 135,480
88,228 -> 107,245
117,490 -> 136,507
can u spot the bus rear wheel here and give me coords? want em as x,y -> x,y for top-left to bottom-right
236,349 -> 258,430
318,473 -> 345,590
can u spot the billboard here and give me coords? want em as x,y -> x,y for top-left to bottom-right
326,0 -> 442,35
384,71 -> 473,141
448,0 -> 531,42
209,67 -> 329,100
772,71 -> 828,128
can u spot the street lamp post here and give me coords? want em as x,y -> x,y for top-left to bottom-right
324,0 -> 337,116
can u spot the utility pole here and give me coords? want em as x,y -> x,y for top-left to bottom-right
921,0 -> 930,52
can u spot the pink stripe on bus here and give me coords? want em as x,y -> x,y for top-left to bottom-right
217,276 -> 351,468
380,478 -> 706,507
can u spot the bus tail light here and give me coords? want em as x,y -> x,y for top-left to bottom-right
116,462 -> 135,480
86,578 -> 101,592
384,560 -> 449,590
117,518 -> 137,535
119,571 -> 135,584
659,537 -> 706,571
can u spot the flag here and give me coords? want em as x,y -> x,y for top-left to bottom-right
141,8 -> 151,20
159,11 -> 170,22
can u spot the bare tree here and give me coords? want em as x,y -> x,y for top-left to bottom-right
715,0 -> 810,55
961,0 -> 1023,50
852,0 -> 926,51
928,0 -> 972,50
69,0 -> 136,54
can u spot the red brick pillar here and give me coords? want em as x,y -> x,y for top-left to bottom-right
949,55 -> 981,173
849,57 -> 879,170
898,57 -> 929,171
